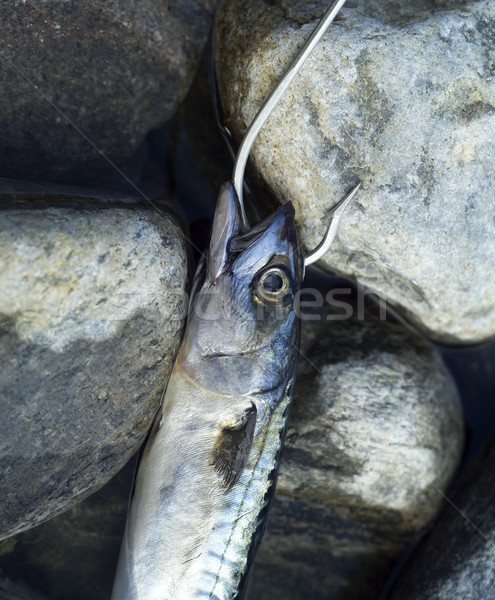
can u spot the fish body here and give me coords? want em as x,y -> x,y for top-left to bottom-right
112,182 -> 303,599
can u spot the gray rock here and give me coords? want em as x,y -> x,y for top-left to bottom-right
169,60 -> 235,239
0,458 -> 134,600
175,62 -> 234,203
0,188 -> 188,540
0,579 -> 48,600
215,0 -> 495,344
247,304 -> 465,600
390,431 -> 495,600
0,0 -> 217,182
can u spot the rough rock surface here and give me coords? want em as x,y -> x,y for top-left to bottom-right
247,304 -> 464,600
390,430 -> 495,600
215,0 -> 495,344
0,459 -> 134,600
0,189 -> 188,540
0,0 -> 217,182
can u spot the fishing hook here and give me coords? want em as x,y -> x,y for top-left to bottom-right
231,0 -> 360,269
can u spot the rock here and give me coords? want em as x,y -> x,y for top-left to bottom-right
0,0 -> 217,183
0,458 -> 134,600
247,301 -> 465,600
0,579 -> 48,600
170,60 -> 234,254
175,61 -> 233,206
215,0 -> 495,344
389,430 -> 495,600
0,185 -> 188,540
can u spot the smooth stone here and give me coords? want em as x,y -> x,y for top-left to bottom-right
0,459 -> 134,600
0,191 -> 188,540
390,430 -> 495,600
0,0 -> 217,182
215,0 -> 495,344
247,302 -> 465,600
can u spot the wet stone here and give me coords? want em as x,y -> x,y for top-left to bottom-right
0,0 -> 217,182
390,430 -> 495,600
0,187 -> 188,540
247,303 -> 465,600
215,0 -> 495,344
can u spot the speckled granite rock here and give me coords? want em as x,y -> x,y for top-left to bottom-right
247,305 -> 464,600
215,0 -> 495,344
0,0 -> 217,182
390,430 -> 495,600
0,189 -> 188,540
0,459 -> 134,600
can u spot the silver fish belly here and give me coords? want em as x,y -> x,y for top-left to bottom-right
112,182 -> 303,600
112,367 -> 294,599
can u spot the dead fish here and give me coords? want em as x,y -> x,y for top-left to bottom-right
112,181 -> 302,599
111,1 -> 359,598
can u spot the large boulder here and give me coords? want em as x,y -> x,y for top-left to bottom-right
0,0 -> 217,182
0,459 -> 134,600
390,430 -> 495,600
0,184 -> 188,539
215,0 -> 495,344
248,302 -> 465,600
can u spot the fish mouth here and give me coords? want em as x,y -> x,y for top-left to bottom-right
204,344 -> 269,359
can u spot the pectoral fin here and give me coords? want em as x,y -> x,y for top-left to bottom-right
210,403 -> 257,490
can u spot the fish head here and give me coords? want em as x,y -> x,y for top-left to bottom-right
178,181 -> 303,397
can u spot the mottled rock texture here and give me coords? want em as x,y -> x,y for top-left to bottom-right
0,0 -> 217,182
248,305 -> 464,600
390,430 -> 495,600
0,191 -> 188,540
215,0 -> 495,344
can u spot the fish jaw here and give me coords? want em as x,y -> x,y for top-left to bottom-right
178,184 -> 303,401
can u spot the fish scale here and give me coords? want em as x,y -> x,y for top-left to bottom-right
206,391 -> 291,598
112,338 -> 296,600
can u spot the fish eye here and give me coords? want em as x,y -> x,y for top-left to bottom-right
255,267 -> 290,302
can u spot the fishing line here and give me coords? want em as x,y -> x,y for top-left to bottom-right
232,0 -> 348,216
